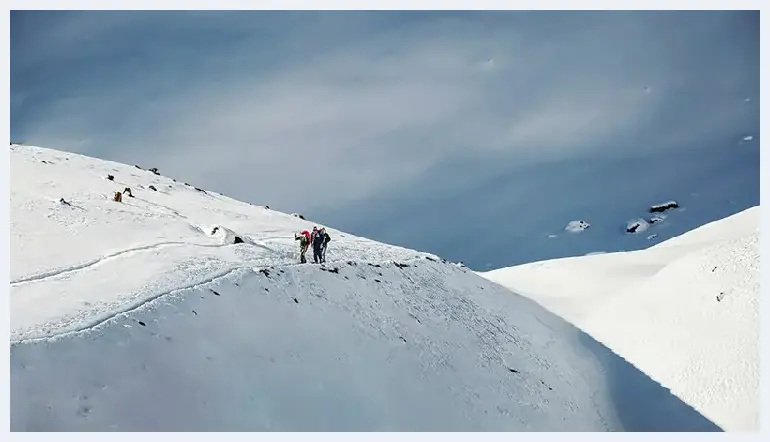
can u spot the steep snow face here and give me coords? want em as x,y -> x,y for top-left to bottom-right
481,206 -> 760,431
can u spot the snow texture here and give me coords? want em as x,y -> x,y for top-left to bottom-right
482,206 -> 759,431
9,144 -> 723,431
564,220 -> 590,233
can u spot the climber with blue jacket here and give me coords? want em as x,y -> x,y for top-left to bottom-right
311,226 -> 332,264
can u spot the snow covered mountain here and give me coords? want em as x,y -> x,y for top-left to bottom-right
482,206 -> 760,431
10,144 -> 722,431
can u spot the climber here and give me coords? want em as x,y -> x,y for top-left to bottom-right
311,226 -> 324,264
311,226 -> 322,263
311,226 -> 332,264
294,229 -> 311,263
320,228 -> 332,263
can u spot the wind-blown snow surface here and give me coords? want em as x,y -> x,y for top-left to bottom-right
482,207 -> 760,431
10,145 -> 722,431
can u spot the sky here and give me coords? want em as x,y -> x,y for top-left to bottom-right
11,10 -> 760,270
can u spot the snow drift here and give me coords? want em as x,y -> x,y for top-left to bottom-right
482,206 -> 760,431
10,144 -> 722,431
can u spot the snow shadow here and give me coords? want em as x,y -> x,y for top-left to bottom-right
576,331 -> 723,432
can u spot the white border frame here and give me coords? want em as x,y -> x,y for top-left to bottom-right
4,1 -> 766,439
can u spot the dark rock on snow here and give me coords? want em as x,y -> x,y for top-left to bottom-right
649,200 -> 679,213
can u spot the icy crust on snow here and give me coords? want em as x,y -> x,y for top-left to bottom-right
10,145 -> 430,341
10,259 -> 719,431
481,206 -> 760,431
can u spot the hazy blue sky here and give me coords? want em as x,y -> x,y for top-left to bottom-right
11,10 -> 760,269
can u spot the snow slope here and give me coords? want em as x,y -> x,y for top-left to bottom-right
482,206 -> 760,431
9,144 -> 723,431
10,144 -> 429,341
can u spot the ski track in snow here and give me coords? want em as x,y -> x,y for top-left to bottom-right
11,241 -> 227,286
12,266 -> 254,344
10,234 -> 302,287
11,235 -> 312,288
11,254 -> 429,344
10,234 -> 426,342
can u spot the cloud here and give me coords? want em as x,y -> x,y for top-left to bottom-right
11,10 -> 759,216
